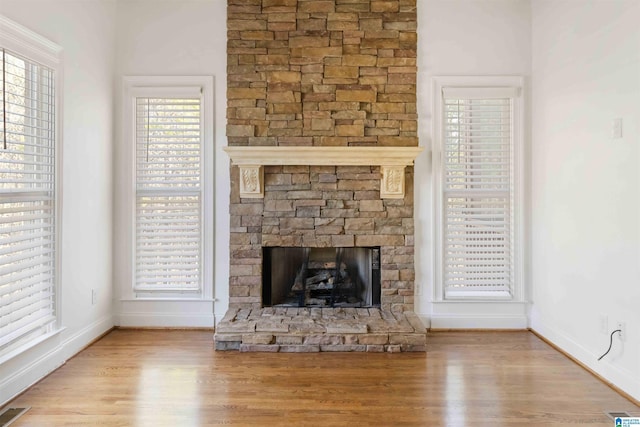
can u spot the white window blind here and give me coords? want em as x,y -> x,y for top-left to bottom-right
134,93 -> 203,292
442,89 -> 515,296
0,48 -> 57,350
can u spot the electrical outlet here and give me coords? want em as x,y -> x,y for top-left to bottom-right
91,289 -> 97,305
415,282 -> 422,296
617,322 -> 625,341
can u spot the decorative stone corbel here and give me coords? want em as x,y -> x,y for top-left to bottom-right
238,165 -> 263,198
380,165 -> 406,199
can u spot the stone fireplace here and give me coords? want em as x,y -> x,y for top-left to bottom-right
215,0 -> 426,352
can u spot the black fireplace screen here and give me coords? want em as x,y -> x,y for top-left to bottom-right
262,247 -> 381,308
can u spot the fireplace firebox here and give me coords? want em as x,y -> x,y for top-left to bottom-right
262,247 -> 381,308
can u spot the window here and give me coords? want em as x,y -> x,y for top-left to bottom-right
123,77 -> 213,299
0,17 -> 62,358
433,76 -> 524,301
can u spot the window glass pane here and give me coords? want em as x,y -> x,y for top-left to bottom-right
134,96 -> 202,292
0,48 -> 57,352
443,97 -> 513,296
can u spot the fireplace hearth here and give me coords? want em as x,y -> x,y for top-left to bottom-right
214,307 -> 426,352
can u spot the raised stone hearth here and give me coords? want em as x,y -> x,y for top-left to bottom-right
215,307 -> 426,352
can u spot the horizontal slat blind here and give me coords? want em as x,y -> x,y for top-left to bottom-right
443,96 -> 513,294
0,48 -> 57,350
134,96 -> 202,291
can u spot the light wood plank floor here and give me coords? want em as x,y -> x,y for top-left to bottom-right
6,329 -> 639,426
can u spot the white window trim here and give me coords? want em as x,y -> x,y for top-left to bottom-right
0,16 -> 64,357
122,76 -> 214,301
432,75 -> 526,303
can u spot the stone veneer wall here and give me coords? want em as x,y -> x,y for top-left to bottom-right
229,165 -> 415,311
226,0 -> 418,312
227,0 -> 417,147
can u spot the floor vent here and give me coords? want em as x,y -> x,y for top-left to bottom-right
0,407 -> 30,427
604,410 -> 631,420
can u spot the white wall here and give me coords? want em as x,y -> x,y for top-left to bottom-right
2,0 -> 638,406
113,0 -> 533,330
0,0 -> 116,405
415,0 -> 532,328
530,0 -> 640,400
113,0 -> 229,326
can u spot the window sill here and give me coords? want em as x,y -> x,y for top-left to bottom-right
434,294 -> 528,303
121,297 -> 215,302
0,327 -> 66,366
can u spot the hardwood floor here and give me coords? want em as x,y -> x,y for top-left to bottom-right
6,329 -> 638,426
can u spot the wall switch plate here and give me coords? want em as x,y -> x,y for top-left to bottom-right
611,118 -> 623,139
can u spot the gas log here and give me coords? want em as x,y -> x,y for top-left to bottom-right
262,247 -> 381,308
290,249 -> 357,307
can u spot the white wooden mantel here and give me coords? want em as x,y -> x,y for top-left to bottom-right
223,146 -> 424,199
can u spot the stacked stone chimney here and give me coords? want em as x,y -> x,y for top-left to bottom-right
225,0 -> 418,313
227,0 -> 417,147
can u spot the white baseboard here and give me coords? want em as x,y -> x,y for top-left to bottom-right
115,299 -> 215,328
117,313 -> 214,328
428,301 -> 529,329
430,314 -> 528,329
0,314 -> 114,407
531,316 -> 640,402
